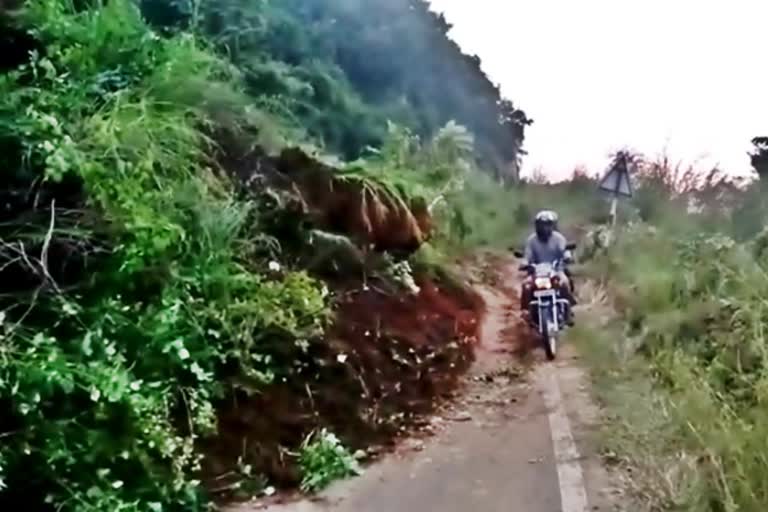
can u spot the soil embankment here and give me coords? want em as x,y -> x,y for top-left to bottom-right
203,272 -> 484,498
229,256 -> 620,512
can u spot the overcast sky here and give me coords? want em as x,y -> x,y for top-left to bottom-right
428,0 -> 768,180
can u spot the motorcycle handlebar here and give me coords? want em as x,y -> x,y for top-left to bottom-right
518,259 -> 569,274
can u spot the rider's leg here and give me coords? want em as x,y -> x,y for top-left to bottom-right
557,273 -> 575,326
564,267 -> 576,298
520,280 -> 533,313
558,272 -> 575,305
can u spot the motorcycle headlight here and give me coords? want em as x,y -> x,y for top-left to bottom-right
534,277 -> 552,289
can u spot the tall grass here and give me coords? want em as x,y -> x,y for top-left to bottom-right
580,202 -> 768,510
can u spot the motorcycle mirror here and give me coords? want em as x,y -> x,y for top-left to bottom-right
566,242 -> 577,251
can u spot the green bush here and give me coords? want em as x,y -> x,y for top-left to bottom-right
588,221 -> 768,510
0,0 -> 329,509
0,0 -> 531,508
298,429 -> 362,493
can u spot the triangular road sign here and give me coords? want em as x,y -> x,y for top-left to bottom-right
599,155 -> 633,198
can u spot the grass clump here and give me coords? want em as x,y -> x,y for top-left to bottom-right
556,148 -> 768,511
577,216 -> 768,511
298,429 -> 363,493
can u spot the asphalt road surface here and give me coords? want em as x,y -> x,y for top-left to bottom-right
228,267 -> 620,512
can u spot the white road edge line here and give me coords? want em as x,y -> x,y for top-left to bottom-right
538,364 -> 589,512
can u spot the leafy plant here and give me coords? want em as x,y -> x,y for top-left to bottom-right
298,429 -> 362,493
0,0 -> 332,510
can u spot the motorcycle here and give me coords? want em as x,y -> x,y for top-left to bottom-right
513,243 -> 576,360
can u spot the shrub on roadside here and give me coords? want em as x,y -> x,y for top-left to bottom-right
586,221 -> 768,511
298,429 -> 363,493
0,1 -> 330,509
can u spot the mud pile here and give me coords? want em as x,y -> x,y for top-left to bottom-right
202,274 -> 483,498
199,135 -> 487,499
214,134 -> 432,256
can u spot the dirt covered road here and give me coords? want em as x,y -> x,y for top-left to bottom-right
228,260 -> 620,512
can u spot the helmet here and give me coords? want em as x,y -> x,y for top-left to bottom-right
534,210 -> 558,225
534,210 -> 558,241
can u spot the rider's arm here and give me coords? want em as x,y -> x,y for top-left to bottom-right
523,236 -> 535,264
554,232 -> 572,263
560,235 -> 575,264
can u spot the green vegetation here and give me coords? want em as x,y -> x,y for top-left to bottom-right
6,0 -> 767,510
0,0 -> 528,509
573,154 -> 768,511
0,0 -> 331,508
298,429 -> 363,493
140,0 -> 531,178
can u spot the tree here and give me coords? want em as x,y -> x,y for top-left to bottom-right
749,137 -> 768,182
139,0 -> 531,173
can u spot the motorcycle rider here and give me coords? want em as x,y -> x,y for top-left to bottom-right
519,210 -> 576,325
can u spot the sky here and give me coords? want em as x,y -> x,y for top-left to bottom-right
428,0 -> 768,180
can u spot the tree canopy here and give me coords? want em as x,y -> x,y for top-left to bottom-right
140,0 -> 532,178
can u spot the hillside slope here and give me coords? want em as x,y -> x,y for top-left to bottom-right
0,0 -> 525,510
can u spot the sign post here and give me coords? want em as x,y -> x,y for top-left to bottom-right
598,152 -> 633,227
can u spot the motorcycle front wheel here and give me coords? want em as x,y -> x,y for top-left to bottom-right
541,317 -> 557,361
544,335 -> 557,360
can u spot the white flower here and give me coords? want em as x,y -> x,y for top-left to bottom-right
268,261 -> 281,272
90,388 -> 101,402
263,486 -> 276,497
178,348 -> 191,360
336,353 -> 348,363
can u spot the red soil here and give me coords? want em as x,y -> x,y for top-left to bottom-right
201,273 -> 484,500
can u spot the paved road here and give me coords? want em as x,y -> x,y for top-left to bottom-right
228,270 -> 618,512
